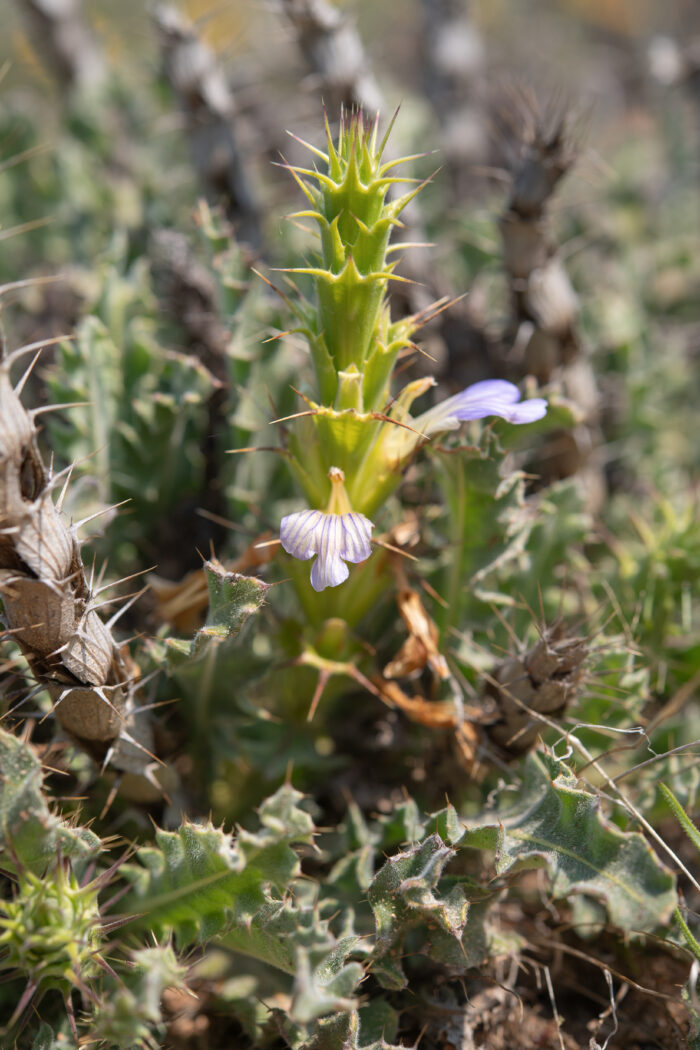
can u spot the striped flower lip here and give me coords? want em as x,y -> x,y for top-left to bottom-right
281,466 -> 373,592
280,508 -> 373,591
416,379 -> 547,437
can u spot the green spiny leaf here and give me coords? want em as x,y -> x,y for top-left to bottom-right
121,784 -> 312,944
298,1003 -> 401,1050
217,880 -> 365,989
166,561 -> 268,667
197,563 -> 269,648
88,944 -> 187,1050
0,728 -> 100,875
438,754 -> 677,933
367,834 -> 481,989
290,932 -> 363,1023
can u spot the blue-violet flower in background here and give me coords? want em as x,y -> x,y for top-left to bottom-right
416,379 -> 547,436
380,378 -> 548,468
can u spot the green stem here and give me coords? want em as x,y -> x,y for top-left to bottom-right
441,462 -> 466,636
282,548 -> 391,630
676,906 -> 700,963
660,784 -> 700,854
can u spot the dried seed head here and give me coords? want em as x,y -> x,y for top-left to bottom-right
482,625 -> 588,758
494,88 -> 578,218
0,346 -> 153,775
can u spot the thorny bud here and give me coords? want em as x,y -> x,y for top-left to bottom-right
0,860 -> 102,992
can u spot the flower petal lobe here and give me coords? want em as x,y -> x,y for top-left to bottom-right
280,509 -> 374,590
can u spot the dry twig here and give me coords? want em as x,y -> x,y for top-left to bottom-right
16,0 -> 103,94
154,4 -> 261,249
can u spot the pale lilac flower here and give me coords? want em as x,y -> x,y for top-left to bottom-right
280,468 -> 373,591
416,380 -> 547,437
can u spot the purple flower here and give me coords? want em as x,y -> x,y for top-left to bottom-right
417,379 -> 547,437
281,466 -> 374,591
280,507 -> 373,591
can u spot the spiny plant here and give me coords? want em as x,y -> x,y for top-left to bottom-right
0,331 -> 160,788
275,112 -> 545,517
0,723 -> 681,1045
1,35 -> 698,1045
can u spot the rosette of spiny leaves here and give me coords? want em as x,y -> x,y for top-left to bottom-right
0,727 -> 680,1045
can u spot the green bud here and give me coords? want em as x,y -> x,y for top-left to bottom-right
335,365 -> 364,411
0,863 -> 102,990
286,112 -> 424,403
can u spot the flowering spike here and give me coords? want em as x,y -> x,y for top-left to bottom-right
276,112 -> 548,573
283,110 -> 427,392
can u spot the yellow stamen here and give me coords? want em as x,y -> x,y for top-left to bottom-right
326,466 -> 352,516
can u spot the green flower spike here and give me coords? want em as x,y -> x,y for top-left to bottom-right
276,110 -> 547,589
281,108 -> 428,409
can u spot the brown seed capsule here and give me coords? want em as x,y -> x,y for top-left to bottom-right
481,626 -> 588,759
0,344 -> 152,778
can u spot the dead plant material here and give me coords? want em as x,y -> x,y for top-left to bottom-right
373,675 -> 466,728
281,0 -> 384,114
372,673 -> 484,777
18,0 -> 104,94
479,625 -> 588,758
375,614 -> 587,782
496,89 -> 605,512
421,0 -> 488,201
150,228 -> 231,386
149,224 -> 241,565
373,582 -> 483,761
422,982 -> 579,1050
383,587 -> 450,681
0,338 -> 157,784
497,93 -> 580,376
153,4 -> 261,248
